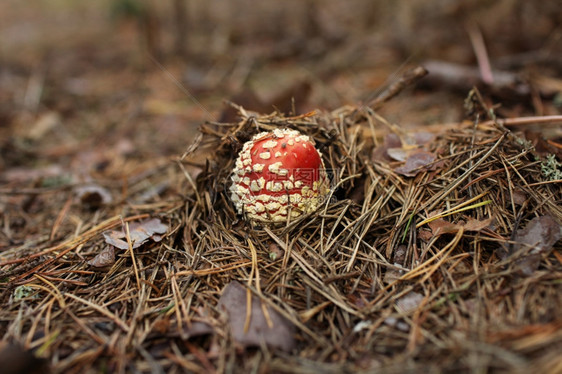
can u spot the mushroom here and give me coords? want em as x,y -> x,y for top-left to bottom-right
230,128 -> 330,223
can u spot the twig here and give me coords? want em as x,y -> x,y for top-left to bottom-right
367,66 -> 428,110
482,115 -> 562,128
466,21 -> 494,84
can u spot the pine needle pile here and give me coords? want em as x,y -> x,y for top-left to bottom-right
1,96 -> 561,373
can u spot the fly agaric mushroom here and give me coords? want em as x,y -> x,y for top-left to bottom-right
230,128 -> 330,223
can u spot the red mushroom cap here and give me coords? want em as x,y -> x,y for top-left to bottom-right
230,128 -> 330,223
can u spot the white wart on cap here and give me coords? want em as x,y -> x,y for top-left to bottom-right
230,128 -> 330,223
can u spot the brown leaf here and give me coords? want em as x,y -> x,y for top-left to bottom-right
218,281 -> 295,351
410,132 -> 436,146
396,291 -> 424,314
373,132 -> 437,164
507,216 -> 562,275
396,132 -> 438,149
75,184 -> 112,209
103,218 -> 168,250
511,188 -> 527,206
371,133 -> 402,162
394,150 -> 438,177
464,218 -> 495,231
418,230 -> 433,241
386,147 -> 410,162
87,245 -> 115,268
426,217 -> 494,238
427,219 -> 459,235
513,216 -> 562,254
524,130 -> 562,158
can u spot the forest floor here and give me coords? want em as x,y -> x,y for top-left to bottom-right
1,1 -> 561,373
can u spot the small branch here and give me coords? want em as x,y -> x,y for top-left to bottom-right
466,21 -> 494,84
367,66 -> 428,110
422,60 -> 528,95
481,115 -> 562,127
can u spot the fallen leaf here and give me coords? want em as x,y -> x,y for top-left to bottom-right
75,184 -> 112,209
371,133 -> 402,162
103,218 -> 168,250
218,281 -> 295,351
514,216 -> 562,255
394,150 -> 437,177
387,147 -> 410,162
506,216 -> 562,275
524,130 -> 562,158
410,132 -> 436,146
396,291 -> 424,314
373,132 -> 437,164
426,217 -> 494,238
463,217 -> 495,231
87,245 -> 115,268
418,229 -> 433,241
512,188 -> 527,206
